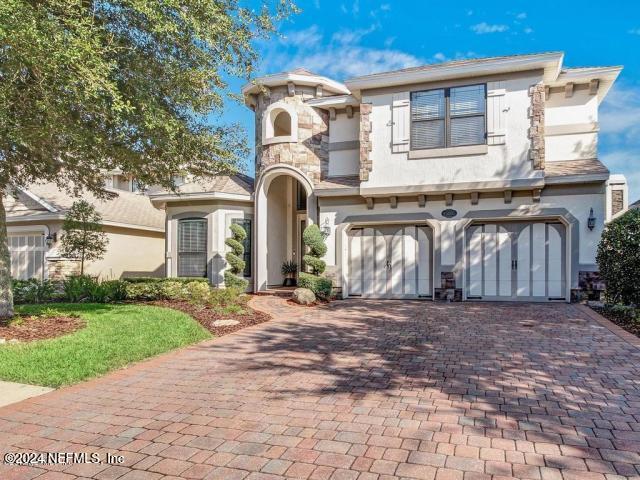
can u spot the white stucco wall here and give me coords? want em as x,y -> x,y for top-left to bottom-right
165,201 -> 253,288
328,112 -> 359,177
319,187 -> 606,296
361,73 -> 543,189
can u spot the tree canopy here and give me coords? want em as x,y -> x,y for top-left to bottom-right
0,0 -> 295,194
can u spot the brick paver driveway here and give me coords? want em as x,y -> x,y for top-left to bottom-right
2,298 -> 640,480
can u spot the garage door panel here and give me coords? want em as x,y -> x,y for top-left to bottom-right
467,222 -> 566,302
348,224 -> 432,299
416,227 -> 431,296
9,234 -> 45,281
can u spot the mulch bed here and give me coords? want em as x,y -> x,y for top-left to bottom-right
591,305 -> 640,337
151,298 -> 271,337
0,315 -> 85,343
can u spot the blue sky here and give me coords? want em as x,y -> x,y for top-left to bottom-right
220,0 -> 640,201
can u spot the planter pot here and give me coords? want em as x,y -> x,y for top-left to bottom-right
283,278 -> 297,287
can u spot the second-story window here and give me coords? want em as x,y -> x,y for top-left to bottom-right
411,84 -> 486,150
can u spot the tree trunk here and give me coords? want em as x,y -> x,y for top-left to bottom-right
0,195 -> 14,319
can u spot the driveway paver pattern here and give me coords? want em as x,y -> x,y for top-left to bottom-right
1,298 -> 640,480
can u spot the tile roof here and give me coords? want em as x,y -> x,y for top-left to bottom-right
6,183 -> 165,230
315,176 -> 361,190
160,174 -> 254,196
544,159 -> 609,178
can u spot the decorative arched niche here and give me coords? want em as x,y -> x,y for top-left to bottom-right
262,101 -> 298,145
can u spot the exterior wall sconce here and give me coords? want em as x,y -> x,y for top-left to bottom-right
321,218 -> 331,238
587,208 -> 596,231
45,232 -> 57,247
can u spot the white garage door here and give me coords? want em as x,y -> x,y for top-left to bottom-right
466,222 -> 566,301
348,225 -> 432,299
9,234 -> 46,280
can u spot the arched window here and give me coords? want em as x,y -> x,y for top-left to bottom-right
262,102 -> 298,145
177,218 -> 207,277
273,111 -> 292,136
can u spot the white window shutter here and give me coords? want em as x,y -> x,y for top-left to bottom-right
487,81 -> 506,145
392,92 -> 410,153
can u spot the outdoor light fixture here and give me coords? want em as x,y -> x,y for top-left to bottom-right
587,208 -> 596,231
45,232 -> 57,247
321,218 -> 331,238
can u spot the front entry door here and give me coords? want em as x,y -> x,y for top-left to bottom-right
466,222 -> 566,301
348,225 -> 432,299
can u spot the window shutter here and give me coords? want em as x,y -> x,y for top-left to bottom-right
392,92 -> 410,153
487,81 -> 506,145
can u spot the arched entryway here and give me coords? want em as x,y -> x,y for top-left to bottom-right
255,165 -> 316,291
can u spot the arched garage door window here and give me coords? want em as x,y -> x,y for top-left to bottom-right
178,218 -> 207,277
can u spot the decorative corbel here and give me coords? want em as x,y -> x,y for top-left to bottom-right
470,192 -> 479,205
346,105 -> 354,118
287,81 -> 295,96
390,196 -> 398,209
365,197 -> 374,210
329,108 -> 336,121
532,189 -> 541,203
315,84 -> 323,98
564,82 -> 574,98
417,194 -> 426,208
445,193 -> 453,206
504,190 -> 513,204
544,85 -> 550,100
589,79 -> 600,95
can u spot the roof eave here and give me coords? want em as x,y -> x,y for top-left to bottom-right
345,52 -> 565,95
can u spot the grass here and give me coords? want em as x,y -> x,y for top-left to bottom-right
0,303 -> 211,387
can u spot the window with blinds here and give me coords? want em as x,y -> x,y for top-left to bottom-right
177,218 -> 207,277
232,219 -> 252,277
410,84 -> 486,150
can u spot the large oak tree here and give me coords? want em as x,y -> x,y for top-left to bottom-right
0,0 -> 295,317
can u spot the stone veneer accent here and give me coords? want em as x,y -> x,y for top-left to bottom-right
528,83 -> 545,170
47,258 -> 80,280
358,103 -> 373,181
253,85 -> 329,184
612,189 -> 624,216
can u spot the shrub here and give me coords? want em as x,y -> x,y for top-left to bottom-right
185,281 -> 212,304
62,275 -> 98,303
597,209 -> 640,305
224,222 -> 249,291
123,277 -> 207,284
302,224 -> 327,275
158,281 -> 187,300
96,280 -> 128,303
298,272 -> 332,299
124,281 -> 161,300
208,287 -> 242,307
12,279 -> 56,304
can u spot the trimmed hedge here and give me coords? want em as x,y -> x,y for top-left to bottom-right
298,272 -> 332,299
224,223 -> 249,291
597,209 -> 640,305
12,276 -> 215,304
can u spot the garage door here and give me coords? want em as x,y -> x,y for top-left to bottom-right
9,234 -> 45,280
348,225 -> 432,299
466,222 -> 566,301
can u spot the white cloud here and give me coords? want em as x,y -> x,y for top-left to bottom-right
380,4 -> 391,11
260,26 -> 423,79
515,12 -> 527,20
600,85 -> 640,140
384,36 -> 396,47
523,27 -> 534,34
600,84 -> 640,201
629,28 -> 640,35
471,22 -> 509,34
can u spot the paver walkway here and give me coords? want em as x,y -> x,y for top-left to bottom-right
1,298 -> 640,480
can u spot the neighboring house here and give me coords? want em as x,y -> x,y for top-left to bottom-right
152,52 -> 628,302
6,181 -> 165,280
630,199 -> 640,210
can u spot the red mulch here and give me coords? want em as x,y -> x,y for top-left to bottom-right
150,299 -> 271,337
0,315 -> 85,342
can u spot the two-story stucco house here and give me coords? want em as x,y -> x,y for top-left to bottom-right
151,52 -> 629,302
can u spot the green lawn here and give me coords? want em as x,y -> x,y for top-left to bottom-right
0,304 -> 211,387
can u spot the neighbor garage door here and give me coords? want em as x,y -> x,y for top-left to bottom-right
466,221 -> 566,301
348,225 -> 432,299
9,234 -> 45,280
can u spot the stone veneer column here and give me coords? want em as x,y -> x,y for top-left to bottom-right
254,86 -> 329,185
359,103 -> 373,181
529,83 -> 545,170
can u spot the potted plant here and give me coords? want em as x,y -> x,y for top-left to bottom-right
281,260 -> 298,287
